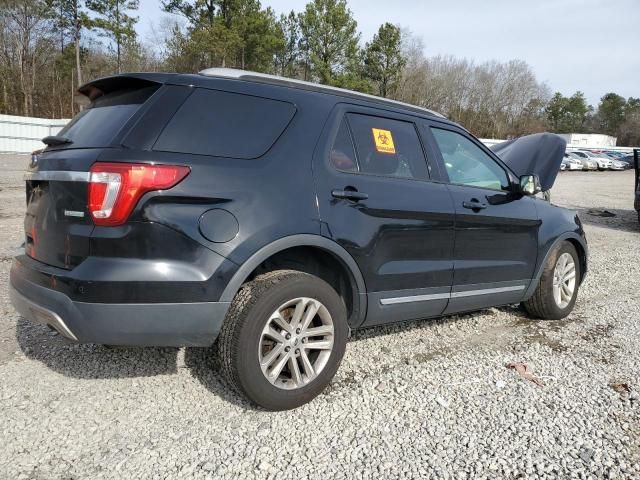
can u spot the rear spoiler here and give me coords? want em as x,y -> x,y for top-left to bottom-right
78,73 -> 171,101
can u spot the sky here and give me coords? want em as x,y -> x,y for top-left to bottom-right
137,0 -> 640,107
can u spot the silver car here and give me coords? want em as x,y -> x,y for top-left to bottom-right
610,160 -> 627,171
574,150 -> 612,170
562,154 -> 584,170
565,151 -> 597,170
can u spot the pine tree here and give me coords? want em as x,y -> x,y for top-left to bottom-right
298,0 -> 361,87
86,0 -> 139,73
363,23 -> 405,98
274,11 -> 300,77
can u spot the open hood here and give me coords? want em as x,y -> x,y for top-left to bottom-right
490,133 -> 566,192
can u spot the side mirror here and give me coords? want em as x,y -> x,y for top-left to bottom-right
519,174 -> 542,195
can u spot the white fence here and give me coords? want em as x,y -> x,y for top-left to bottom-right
0,114 -> 69,154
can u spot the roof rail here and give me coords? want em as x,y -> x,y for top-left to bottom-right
199,68 -> 445,119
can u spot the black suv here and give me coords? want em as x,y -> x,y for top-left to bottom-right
10,69 -> 588,410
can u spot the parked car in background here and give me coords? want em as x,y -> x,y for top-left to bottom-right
562,154 -> 585,171
603,151 -> 627,159
574,150 -> 612,170
616,155 -> 634,169
560,161 -> 566,171
610,159 -> 627,171
9,68 -> 588,410
565,152 -> 596,170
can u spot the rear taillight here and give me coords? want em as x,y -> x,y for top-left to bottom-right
88,162 -> 190,226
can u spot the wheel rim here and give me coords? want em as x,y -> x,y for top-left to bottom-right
552,252 -> 576,309
259,297 -> 334,390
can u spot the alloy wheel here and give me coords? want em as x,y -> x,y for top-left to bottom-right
259,297 -> 334,390
552,252 -> 576,309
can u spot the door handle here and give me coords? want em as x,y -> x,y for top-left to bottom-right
331,189 -> 369,201
462,199 -> 487,210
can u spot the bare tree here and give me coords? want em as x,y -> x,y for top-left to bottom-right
0,0 -> 54,115
394,31 -> 550,138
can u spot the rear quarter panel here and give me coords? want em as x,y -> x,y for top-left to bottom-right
115,80 -> 338,268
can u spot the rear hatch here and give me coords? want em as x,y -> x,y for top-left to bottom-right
24,79 -> 161,269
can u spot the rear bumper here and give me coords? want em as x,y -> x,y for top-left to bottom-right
10,261 -> 229,347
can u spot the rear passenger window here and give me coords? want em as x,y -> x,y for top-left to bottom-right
345,114 -> 428,179
154,88 -> 296,159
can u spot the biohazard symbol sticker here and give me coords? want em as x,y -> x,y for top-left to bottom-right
372,128 -> 396,154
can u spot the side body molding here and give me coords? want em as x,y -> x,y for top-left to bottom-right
219,234 -> 368,326
522,231 -> 588,300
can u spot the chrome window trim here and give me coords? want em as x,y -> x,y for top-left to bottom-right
24,171 -> 91,182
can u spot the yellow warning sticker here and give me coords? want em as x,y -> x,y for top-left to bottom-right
372,128 -> 396,154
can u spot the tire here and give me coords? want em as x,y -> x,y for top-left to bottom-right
522,242 -> 580,320
217,270 -> 348,410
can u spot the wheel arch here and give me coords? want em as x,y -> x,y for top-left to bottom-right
523,232 -> 588,301
220,235 -> 367,327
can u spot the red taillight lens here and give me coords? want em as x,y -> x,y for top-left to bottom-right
88,162 -> 190,226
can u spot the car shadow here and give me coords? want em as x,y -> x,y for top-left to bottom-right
15,317 -> 254,408
348,307 -> 498,342
182,347 -> 257,409
16,317 -> 180,378
11,303 -> 566,409
577,207 -> 639,233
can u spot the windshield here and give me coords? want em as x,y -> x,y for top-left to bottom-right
55,85 -> 159,149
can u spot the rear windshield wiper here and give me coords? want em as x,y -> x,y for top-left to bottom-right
42,135 -> 73,146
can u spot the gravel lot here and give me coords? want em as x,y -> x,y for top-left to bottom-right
0,155 -> 638,479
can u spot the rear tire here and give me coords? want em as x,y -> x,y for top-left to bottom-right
522,242 -> 580,320
217,270 -> 348,410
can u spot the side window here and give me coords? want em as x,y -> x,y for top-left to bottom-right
330,119 -> 358,172
154,88 -> 296,159
338,113 -> 428,179
431,128 -> 509,191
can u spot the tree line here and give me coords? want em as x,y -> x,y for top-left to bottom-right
545,91 -> 640,146
1,0 -> 638,145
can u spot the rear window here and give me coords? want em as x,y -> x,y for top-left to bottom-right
56,86 -> 159,148
153,88 -> 296,159
344,113 -> 428,179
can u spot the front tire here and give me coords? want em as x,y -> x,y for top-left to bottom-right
522,242 -> 580,320
217,270 -> 348,410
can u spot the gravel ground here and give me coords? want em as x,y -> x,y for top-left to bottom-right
0,155 -> 638,479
